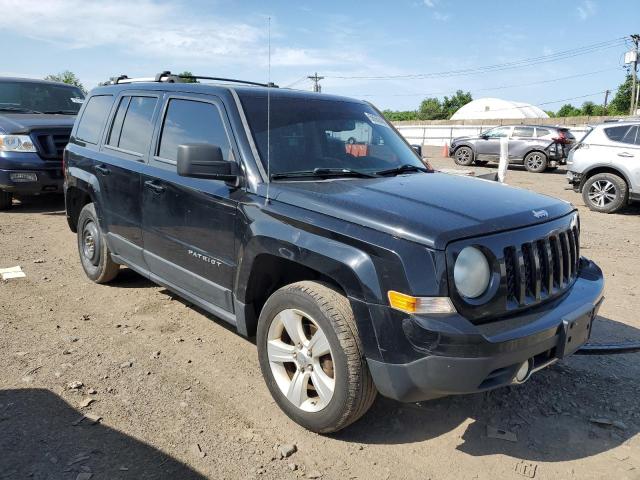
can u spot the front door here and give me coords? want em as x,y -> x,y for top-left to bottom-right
476,126 -> 511,160
142,94 -> 239,313
97,92 -> 160,267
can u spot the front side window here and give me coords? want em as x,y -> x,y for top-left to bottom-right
0,81 -> 84,114
158,99 -> 231,162
238,93 -> 424,175
76,95 -> 113,144
107,96 -> 157,154
483,127 -> 511,138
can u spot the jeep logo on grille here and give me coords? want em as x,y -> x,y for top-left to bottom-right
532,209 -> 549,219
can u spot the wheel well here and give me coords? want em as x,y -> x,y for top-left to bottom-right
580,167 -> 629,192
243,254 -> 346,336
65,187 -> 92,233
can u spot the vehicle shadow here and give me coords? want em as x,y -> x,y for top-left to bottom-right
336,315 -> 639,462
0,388 -> 206,479
10,194 -> 65,214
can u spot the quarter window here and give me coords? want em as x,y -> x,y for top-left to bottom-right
158,99 -> 231,162
76,95 -> 113,144
621,125 -> 639,145
108,96 -> 157,155
605,125 -> 632,142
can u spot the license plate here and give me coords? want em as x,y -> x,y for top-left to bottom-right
558,305 -> 595,358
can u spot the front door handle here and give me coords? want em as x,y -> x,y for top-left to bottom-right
95,165 -> 111,176
617,152 -> 634,158
144,180 -> 166,194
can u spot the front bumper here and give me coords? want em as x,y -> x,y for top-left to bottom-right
566,170 -> 583,192
365,258 -> 604,402
0,168 -> 63,194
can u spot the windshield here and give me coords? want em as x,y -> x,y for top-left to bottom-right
0,81 -> 84,114
238,93 -> 424,176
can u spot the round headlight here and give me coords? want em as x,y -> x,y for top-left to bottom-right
454,246 -> 491,299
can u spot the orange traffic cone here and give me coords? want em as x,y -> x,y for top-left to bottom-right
441,143 -> 449,157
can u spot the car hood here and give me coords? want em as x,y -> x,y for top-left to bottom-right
271,172 -> 574,250
0,113 -> 76,134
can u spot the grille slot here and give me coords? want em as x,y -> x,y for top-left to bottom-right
504,227 -> 579,308
33,129 -> 72,161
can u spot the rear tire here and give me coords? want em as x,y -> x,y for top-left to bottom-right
257,281 -> 377,433
524,151 -> 548,173
582,173 -> 628,214
77,203 -> 120,283
453,146 -> 474,166
0,190 -> 13,210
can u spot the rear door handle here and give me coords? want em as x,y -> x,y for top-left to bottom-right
617,152 -> 634,158
144,180 -> 166,194
95,165 -> 111,175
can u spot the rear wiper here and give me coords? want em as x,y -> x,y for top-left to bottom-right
42,110 -> 78,115
271,167 -> 378,180
375,164 -> 429,176
0,107 -> 44,114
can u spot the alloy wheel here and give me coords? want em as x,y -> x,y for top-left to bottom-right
266,308 -> 335,412
588,180 -> 617,208
526,153 -> 544,170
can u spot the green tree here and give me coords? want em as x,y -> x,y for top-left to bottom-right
609,74 -> 633,115
556,104 -> 582,117
44,70 -> 86,94
544,110 -> 556,118
178,71 -> 199,83
418,98 -> 444,120
382,110 -> 419,121
441,90 -> 473,119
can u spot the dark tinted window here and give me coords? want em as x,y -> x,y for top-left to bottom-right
158,99 -> 230,162
621,125 -> 639,145
117,96 -> 157,154
0,81 -> 84,114
536,128 -> 551,137
513,127 -> 534,137
76,95 -> 113,144
107,97 -> 129,147
605,125 -> 631,142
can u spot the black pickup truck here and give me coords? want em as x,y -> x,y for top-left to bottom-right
64,73 -> 604,433
0,77 -> 84,209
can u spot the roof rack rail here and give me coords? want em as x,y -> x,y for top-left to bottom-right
111,71 -> 278,88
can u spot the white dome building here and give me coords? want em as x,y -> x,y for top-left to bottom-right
451,97 -> 549,120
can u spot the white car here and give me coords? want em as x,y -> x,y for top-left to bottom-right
566,121 -> 640,213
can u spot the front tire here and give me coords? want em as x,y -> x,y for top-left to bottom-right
524,151 -> 548,173
453,146 -> 474,166
257,281 -> 376,433
582,173 -> 628,213
0,190 -> 13,210
77,203 -> 120,283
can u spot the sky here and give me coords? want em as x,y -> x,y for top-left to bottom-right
1,0 -> 637,111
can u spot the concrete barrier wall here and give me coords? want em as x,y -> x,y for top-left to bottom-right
392,115 -> 635,146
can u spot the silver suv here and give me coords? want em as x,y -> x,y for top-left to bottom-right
566,121 -> 640,213
450,125 -> 575,173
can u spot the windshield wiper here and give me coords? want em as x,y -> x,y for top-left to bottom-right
271,167 -> 378,180
0,107 -> 44,114
375,164 -> 429,176
42,110 -> 78,115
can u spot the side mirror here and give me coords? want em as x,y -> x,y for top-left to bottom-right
480,134 -> 489,140
411,144 -> 423,157
177,143 -> 238,181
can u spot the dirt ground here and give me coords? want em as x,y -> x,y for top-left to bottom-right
1,148 -> 639,480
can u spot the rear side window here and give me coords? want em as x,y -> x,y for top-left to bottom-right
605,125 -> 632,142
158,99 -> 231,162
76,95 -> 113,144
107,96 -> 157,155
513,127 -> 534,137
621,125 -> 639,145
536,128 -> 551,137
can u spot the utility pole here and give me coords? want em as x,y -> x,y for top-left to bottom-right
629,34 -> 639,115
307,72 -> 324,93
603,89 -> 610,114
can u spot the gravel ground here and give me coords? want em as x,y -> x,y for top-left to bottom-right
1,149 -> 639,480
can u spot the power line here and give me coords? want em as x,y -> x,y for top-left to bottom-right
307,72 -> 324,92
328,37 -> 627,80
357,67 -> 622,98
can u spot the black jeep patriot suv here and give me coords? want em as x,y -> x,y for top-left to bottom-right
0,77 -> 84,209
64,73 -> 604,433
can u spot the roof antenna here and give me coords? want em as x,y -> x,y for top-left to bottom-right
265,16 -> 272,205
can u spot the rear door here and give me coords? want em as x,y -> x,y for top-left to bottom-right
97,92 -> 160,267
607,125 -> 640,189
510,126 -> 535,160
141,94 -> 239,313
